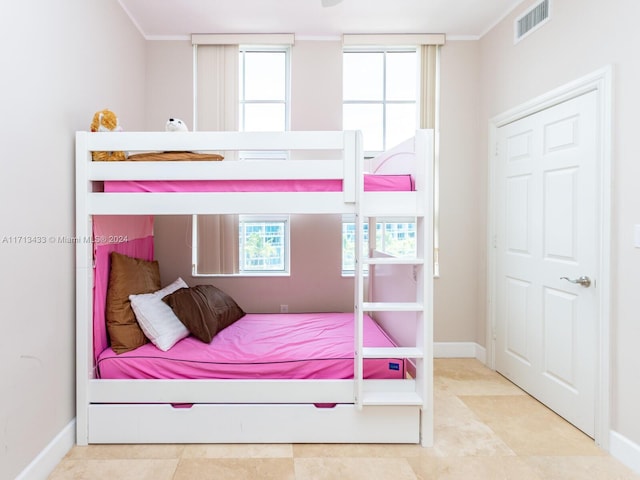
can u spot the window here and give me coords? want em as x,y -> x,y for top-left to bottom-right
342,218 -> 417,274
239,216 -> 289,274
237,47 -> 290,270
193,43 -> 292,277
193,215 -> 290,276
239,46 -> 290,132
343,48 -> 418,154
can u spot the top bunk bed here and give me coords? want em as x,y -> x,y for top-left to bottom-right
75,129 -> 433,217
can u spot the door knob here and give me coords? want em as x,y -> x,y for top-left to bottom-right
560,276 -> 591,288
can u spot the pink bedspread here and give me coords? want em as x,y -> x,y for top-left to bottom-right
103,174 -> 414,193
97,312 -> 405,380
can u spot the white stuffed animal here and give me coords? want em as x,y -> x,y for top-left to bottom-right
166,118 -> 188,132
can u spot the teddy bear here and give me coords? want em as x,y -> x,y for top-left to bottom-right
90,109 -> 126,161
166,117 -> 188,132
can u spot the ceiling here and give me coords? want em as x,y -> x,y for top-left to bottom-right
119,0 -> 527,40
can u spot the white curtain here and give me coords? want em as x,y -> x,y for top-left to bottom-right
420,45 -> 438,130
194,44 -> 240,274
420,44 -> 441,274
195,214 -> 239,275
195,44 -> 239,133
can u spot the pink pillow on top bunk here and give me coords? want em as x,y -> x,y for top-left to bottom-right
129,277 -> 190,351
163,284 -> 246,343
106,252 -> 161,354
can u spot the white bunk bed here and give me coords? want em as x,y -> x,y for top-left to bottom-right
75,129 -> 434,446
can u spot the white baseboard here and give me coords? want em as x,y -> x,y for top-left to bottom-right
16,419 -> 75,480
434,342 -> 486,363
610,430 -> 640,474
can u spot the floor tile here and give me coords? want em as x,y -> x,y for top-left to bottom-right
432,391 -> 515,457
172,458 -> 295,480
182,443 -> 293,458
459,394 -> 604,456
524,455 -> 640,480
434,358 -> 527,396
431,456 -> 545,480
292,442 -> 424,458
63,444 -> 184,460
294,457 -> 418,480
48,459 -> 178,480
404,455 -> 439,480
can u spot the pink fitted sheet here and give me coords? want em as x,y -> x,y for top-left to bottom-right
97,312 -> 405,380
103,174 -> 414,193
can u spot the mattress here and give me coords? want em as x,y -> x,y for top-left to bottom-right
97,312 -> 405,380
103,174 -> 414,193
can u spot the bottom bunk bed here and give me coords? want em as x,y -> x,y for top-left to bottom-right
77,217 -> 428,445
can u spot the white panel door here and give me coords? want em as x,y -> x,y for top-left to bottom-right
494,90 -> 599,436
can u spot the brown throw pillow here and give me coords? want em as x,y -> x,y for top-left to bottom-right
106,252 -> 161,354
163,285 -> 245,343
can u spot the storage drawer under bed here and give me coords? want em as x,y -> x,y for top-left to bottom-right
87,403 -> 421,444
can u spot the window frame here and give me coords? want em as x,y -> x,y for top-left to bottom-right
192,215 -> 291,278
238,45 -> 291,134
238,215 -> 290,276
342,46 -> 420,156
237,46 -> 291,274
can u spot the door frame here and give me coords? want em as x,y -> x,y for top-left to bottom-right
486,66 -> 612,449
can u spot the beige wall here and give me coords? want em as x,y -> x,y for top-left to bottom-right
145,41 -> 195,131
291,40 -> 343,131
478,0 -> 640,447
0,2 -> 146,478
437,41 -> 483,343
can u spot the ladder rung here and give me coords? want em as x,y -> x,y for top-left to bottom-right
361,257 -> 424,266
362,302 -> 423,312
361,206 -> 425,217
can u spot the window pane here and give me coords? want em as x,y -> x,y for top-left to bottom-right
343,103 -> 383,152
342,223 -> 369,272
386,103 -> 417,148
386,52 -> 417,101
342,221 -> 415,273
376,222 -> 416,257
243,104 -> 285,132
341,223 -> 356,272
244,51 -> 286,101
240,220 -> 286,272
343,48 -> 418,153
343,52 -> 383,101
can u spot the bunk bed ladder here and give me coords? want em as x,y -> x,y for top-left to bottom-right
356,130 -> 434,446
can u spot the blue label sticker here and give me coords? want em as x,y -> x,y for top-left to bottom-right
389,362 -> 400,371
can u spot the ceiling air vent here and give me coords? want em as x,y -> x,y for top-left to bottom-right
514,0 -> 550,43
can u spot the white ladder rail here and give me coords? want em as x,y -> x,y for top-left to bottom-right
415,129 -> 434,447
347,131 -> 365,410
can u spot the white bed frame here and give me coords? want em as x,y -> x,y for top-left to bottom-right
75,129 -> 434,446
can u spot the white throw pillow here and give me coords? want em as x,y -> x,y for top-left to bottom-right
129,277 -> 189,351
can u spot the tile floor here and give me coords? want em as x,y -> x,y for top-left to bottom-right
49,359 -> 640,479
